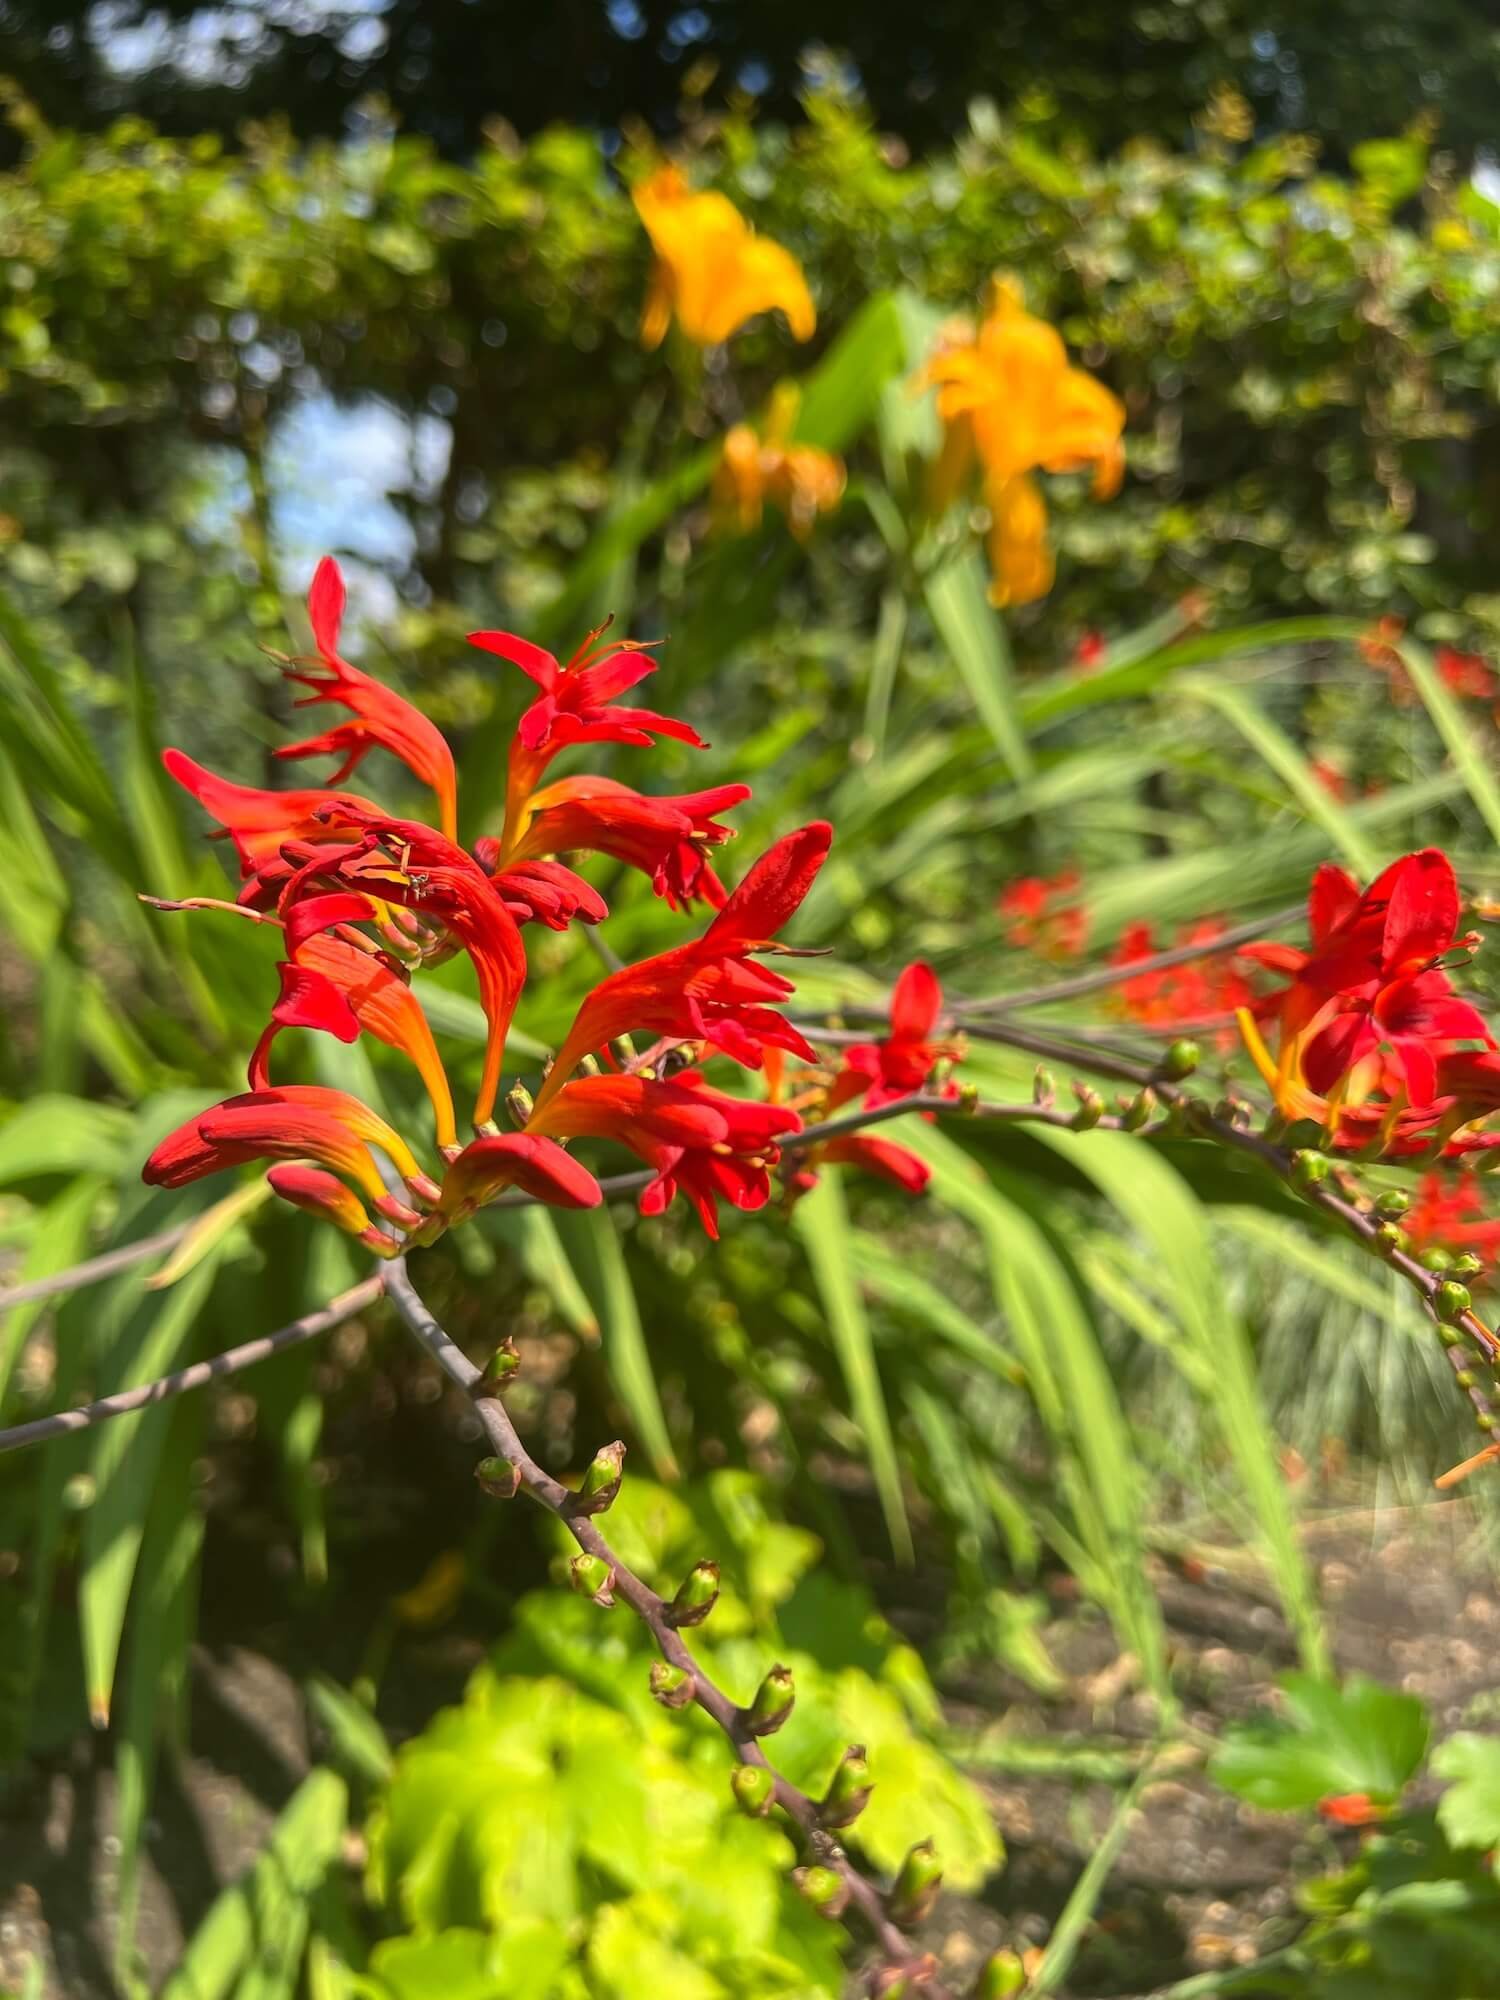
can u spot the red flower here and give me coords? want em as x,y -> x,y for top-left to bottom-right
811,1134 -> 931,1195
529,1070 -> 801,1237
434,1132 -> 602,1223
275,559 -> 459,840
531,823 -> 832,1114
500,774 -> 750,910
1110,918 -> 1253,1042
264,1164 -> 402,1255
143,1083 -> 431,1206
474,854 -> 609,930
249,932 -> 459,1153
1318,1793 -> 1384,1829
998,870 -> 1088,959
1436,646 -> 1498,701
162,750 -> 380,906
1402,1169 -> 1500,1270
829,962 -> 960,1110
468,620 -> 705,841
277,807 -> 529,1128
1243,850 -> 1489,1111
1074,630 -> 1106,673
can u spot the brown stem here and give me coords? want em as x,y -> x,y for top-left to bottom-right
381,1256 -> 952,1994
0,1221 -> 196,1314
0,1277 -> 385,1456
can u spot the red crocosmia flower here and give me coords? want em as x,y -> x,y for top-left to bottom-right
814,1133 -> 932,1195
1436,645 -> 1498,702
265,1163 -> 400,1255
505,775 -> 750,911
162,749 -> 380,905
250,933 -> 459,1153
828,961 -> 961,1110
470,848 -> 610,930
1074,630 -> 1106,673
1402,1169 -> 1500,1271
435,1133 -> 602,1223
998,870 -> 1088,959
531,823 -> 832,1114
468,620 -> 706,839
143,1084 -> 428,1204
1242,850 -> 1490,1113
282,808 -> 529,1128
1317,1793 -> 1384,1829
528,1070 -> 801,1237
275,558 -> 459,840
1109,919 -> 1254,1044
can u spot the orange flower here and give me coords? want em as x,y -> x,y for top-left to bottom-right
713,386 -> 845,540
918,278 -> 1124,607
633,164 -> 815,350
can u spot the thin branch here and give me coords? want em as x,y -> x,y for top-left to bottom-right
381,1256 -> 952,1996
967,903 -> 1305,1015
0,1277 -> 385,1456
0,1221 -> 195,1315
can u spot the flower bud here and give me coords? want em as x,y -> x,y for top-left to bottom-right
955,1082 -> 980,1114
1421,1246 -> 1454,1272
608,1035 -> 639,1069
1452,1253 -> 1484,1278
889,1839 -> 943,1925
477,1336 -> 522,1395
649,1660 -> 696,1710
1069,1083 -> 1104,1130
820,1745 -> 873,1829
745,1663 -> 795,1737
577,1440 -> 625,1515
1436,1281 -> 1473,1323
504,1081 -> 535,1129
1437,1319 -> 1465,1348
793,1865 -> 849,1920
1455,1368 -> 1476,1390
976,1950 -> 1027,1997
664,1559 -> 720,1629
1372,1221 -> 1404,1256
1032,1066 -> 1056,1107
1478,1410 -> 1497,1433
730,1762 -> 776,1817
1374,1188 -> 1410,1218
61,1473 -> 95,1513
569,1551 -> 616,1606
1121,1087 -> 1156,1131
1159,1039 -> 1200,1080
1290,1149 -> 1330,1192
474,1454 -> 520,1500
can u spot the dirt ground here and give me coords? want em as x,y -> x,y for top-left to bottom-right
2,1497 -> 1497,1999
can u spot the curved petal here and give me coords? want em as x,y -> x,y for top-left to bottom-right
890,961 -> 942,1041
439,1133 -> 602,1216
1303,1010 -> 1377,1095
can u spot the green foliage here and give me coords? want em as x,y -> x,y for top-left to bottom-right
1212,1674 -> 1431,1813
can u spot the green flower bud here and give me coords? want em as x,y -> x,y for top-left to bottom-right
504,1081 -> 535,1129
61,1473 -> 95,1514
1436,1281 -> 1473,1323
1455,1369 -> 1477,1390
1477,1410 -> 1497,1433
608,1035 -> 639,1070
746,1663 -> 796,1738
793,1864 -> 849,1920
664,1559 -> 720,1630
1070,1083 -> 1104,1131
955,1081 -> 980,1114
730,1762 -> 776,1817
1452,1253 -> 1484,1278
1437,1320 -> 1465,1347
1375,1188 -> 1410,1218
477,1336 -> 522,1395
976,1950 -> 1028,1998
474,1454 -> 520,1500
1422,1245 -> 1455,1272
1032,1066 -> 1056,1107
577,1440 -> 625,1514
1372,1220 -> 1404,1256
1290,1149 -> 1330,1192
890,1838 -> 943,1925
1121,1087 -> 1156,1131
1159,1038 -> 1200,1080
569,1551 -> 615,1606
820,1745 -> 874,1829
649,1660 -> 695,1710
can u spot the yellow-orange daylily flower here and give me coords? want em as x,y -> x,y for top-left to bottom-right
712,385 -> 845,539
919,277 -> 1125,607
633,164 -> 816,350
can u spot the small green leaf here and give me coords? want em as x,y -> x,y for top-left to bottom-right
1433,1733 -> 1500,1851
1212,1674 -> 1429,1811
